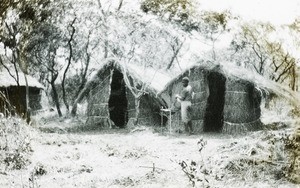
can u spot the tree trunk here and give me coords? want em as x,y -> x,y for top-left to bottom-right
166,38 -> 184,70
24,73 -> 31,124
51,81 -> 62,117
291,64 -> 296,91
70,102 -> 78,117
73,42 -> 90,102
71,82 -> 92,117
134,97 -> 141,125
62,18 -> 76,114
61,78 -> 70,113
73,78 -> 87,103
70,88 -> 87,117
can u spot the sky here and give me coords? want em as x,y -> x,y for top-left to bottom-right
194,0 -> 300,63
199,0 -> 300,25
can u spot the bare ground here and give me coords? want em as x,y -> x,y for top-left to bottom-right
1,118 -> 299,188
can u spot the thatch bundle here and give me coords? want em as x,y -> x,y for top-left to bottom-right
222,120 -> 262,134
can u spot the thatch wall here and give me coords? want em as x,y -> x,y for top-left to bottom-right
160,65 -> 262,134
161,66 -> 209,133
223,78 -> 262,133
85,63 -> 164,129
29,87 -> 42,111
127,92 -> 161,127
0,86 -> 42,117
85,67 -> 113,129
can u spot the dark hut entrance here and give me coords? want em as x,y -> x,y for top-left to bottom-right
204,71 -> 226,132
108,69 -> 128,128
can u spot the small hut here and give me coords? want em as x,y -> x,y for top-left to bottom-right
83,61 -> 171,129
0,71 -> 44,117
159,63 -> 262,134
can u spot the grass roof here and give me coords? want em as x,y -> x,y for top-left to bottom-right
0,71 -> 44,89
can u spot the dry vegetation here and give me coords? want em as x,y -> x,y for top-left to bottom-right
0,118 -> 33,172
0,114 -> 299,188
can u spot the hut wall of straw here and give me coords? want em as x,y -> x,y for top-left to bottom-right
86,68 -> 113,129
86,63 -> 164,129
223,77 -> 262,133
160,65 -> 262,134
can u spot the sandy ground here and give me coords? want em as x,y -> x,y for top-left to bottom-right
1,118 -> 299,188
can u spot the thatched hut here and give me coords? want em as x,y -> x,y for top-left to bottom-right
0,71 -> 44,117
159,64 -> 262,134
81,61 -> 171,129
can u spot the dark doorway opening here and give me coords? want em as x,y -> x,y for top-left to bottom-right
204,71 -> 226,132
108,69 -> 128,128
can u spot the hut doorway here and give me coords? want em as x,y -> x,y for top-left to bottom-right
108,69 -> 128,128
204,71 -> 226,132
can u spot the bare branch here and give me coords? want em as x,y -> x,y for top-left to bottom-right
117,0 -> 123,11
0,55 -> 19,86
166,37 -> 185,70
62,17 -> 77,112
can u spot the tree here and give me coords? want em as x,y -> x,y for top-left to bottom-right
61,17 -> 76,113
25,23 -> 64,117
71,1 -> 183,120
0,13 -> 23,85
0,0 -> 22,20
229,21 -> 297,90
122,62 -> 148,125
266,41 -> 297,88
71,30 -> 96,102
196,10 -> 232,60
166,36 -> 185,70
0,0 -> 45,121
231,22 -> 275,74
22,0 -> 96,117
141,0 -> 195,23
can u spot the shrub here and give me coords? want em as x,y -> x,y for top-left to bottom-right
179,138 -> 210,187
0,117 -> 33,170
284,128 -> 300,183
